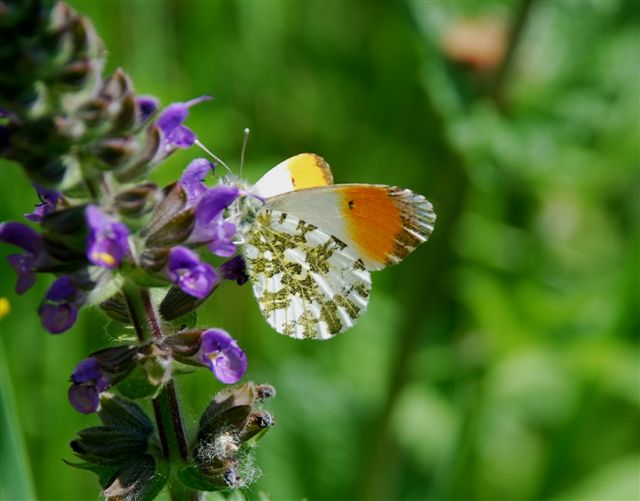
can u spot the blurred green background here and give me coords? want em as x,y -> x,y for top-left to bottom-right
1,1 -> 639,500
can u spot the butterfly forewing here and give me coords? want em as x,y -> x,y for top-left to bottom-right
266,185 -> 436,271
253,153 -> 333,199
243,208 -> 371,339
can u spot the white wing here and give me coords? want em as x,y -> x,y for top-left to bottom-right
242,208 -> 371,339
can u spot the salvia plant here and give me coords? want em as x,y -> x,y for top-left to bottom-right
1,1 -> 276,499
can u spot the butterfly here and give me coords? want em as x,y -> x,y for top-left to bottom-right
229,153 -> 436,340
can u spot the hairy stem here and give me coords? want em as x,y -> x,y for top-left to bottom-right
123,282 -> 196,501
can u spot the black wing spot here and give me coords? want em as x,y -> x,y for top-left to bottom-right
348,199 -> 354,210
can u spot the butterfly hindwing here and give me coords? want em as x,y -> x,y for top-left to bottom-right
242,208 -> 371,339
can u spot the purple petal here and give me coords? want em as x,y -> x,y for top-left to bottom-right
45,275 -> 76,301
25,185 -> 61,222
68,384 -> 100,414
196,186 -> 240,222
166,246 -> 217,299
168,125 -> 196,148
201,329 -> 234,354
199,329 -> 247,384
219,255 -> 248,285
137,95 -> 159,122
39,276 -> 80,334
211,345 -> 247,384
156,95 -> 211,143
86,205 -> 130,269
208,221 -> 237,257
39,302 -> 78,334
190,186 -> 240,244
1,223 -> 48,293
0,222 -> 42,254
7,254 -> 36,294
71,358 -> 102,384
157,103 -> 189,135
179,158 -> 215,202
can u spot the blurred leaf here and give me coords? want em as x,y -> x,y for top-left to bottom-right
0,342 -> 36,501
549,454 -> 640,501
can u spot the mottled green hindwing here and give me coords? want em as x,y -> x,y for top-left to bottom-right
243,209 -> 371,339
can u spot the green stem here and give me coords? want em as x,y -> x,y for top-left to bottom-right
122,282 -> 197,501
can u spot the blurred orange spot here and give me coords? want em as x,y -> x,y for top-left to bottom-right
441,16 -> 508,72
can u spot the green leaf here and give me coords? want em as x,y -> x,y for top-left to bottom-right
72,426 -> 149,465
98,394 -> 154,435
0,343 -> 36,501
63,460 -> 120,488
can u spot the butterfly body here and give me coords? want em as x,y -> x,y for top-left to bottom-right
228,154 -> 435,340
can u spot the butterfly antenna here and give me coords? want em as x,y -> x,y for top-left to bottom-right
239,127 -> 250,177
194,139 -> 234,176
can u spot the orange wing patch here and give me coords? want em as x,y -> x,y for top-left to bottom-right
340,186 -> 434,269
287,153 -> 334,190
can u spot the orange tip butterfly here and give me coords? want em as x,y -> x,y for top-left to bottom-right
227,153 -> 436,340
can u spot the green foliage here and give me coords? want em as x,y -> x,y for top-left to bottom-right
1,1 -> 638,500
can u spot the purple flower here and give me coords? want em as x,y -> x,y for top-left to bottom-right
0,222 -> 47,294
68,346 -> 138,413
68,358 -> 110,414
25,185 -> 62,222
136,95 -> 159,123
178,158 -> 216,203
219,255 -> 249,285
39,275 -> 81,334
198,329 -> 247,384
86,205 -> 130,269
165,246 -> 217,299
190,186 -> 240,257
157,95 -> 211,150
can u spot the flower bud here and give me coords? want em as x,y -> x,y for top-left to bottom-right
113,125 -> 162,182
139,247 -> 169,272
91,136 -> 138,169
69,15 -> 102,61
141,182 -> 187,239
144,209 -> 194,248
114,182 -> 160,218
159,286 -> 209,321
99,293 -> 131,323
239,411 -> 275,442
197,382 -> 271,443
57,57 -> 96,90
